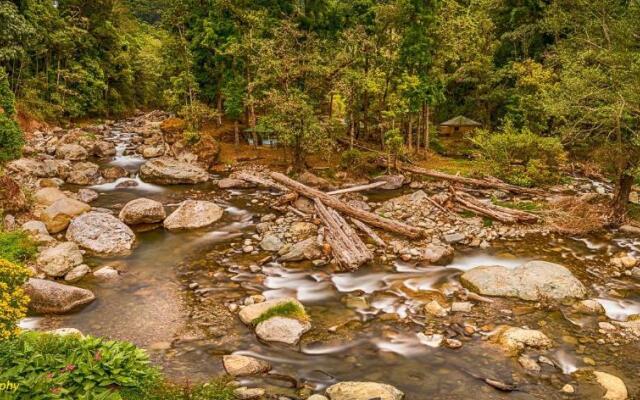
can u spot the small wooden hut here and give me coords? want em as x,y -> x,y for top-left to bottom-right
439,115 -> 482,136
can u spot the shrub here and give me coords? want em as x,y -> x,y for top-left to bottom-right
0,258 -> 31,339
0,113 -> 24,162
183,130 -> 201,146
471,122 -> 566,187
0,332 -> 161,399
340,149 -> 379,177
0,230 -> 37,264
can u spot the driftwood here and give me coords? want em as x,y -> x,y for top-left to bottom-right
327,181 -> 386,195
270,172 -> 424,238
400,164 -> 544,196
350,217 -> 386,247
235,171 -> 288,192
314,199 -> 373,270
452,189 -> 539,224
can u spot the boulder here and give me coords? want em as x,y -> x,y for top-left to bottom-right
56,144 -> 88,161
496,327 -> 552,354
260,234 -> 284,252
93,140 -> 116,157
6,158 -> 48,177
278,238 -> 322,262
34,187 -> 67,206
325,382 -> 404,400
460,261 -> 587,301
24,278 -> 95,314
77,189 -> 99,203
93,266 -> 119,279
142,145 -> 164,158
293,196 -> 316,214
222,354 -> 271,376
374,174 -> 405,190
36,242 -> 84,277
101,166 -> 128,181
22,220 -> 48,236
233,387 -> 265,400
139,157 -> 209,184
255,316 -> 311,345
298,171 -> 332,190
66,212 -> 136,256
119,198 -> 166,225
572,299 -> 605,315
593,371 -> 628,400
41,198 -> 91,233
64,264 -> 91,283
163,200 -> 223,230
239,298 -> 305,325
43,159 -> 72,179
66,162 -> 101,185
418,244 -> 454,265
0,175 -> 28,212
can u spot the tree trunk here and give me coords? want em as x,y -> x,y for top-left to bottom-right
407,116 -> 413,152
350,112 -> 355,150
424,103 -> 430,157
216,93 -> 223,126
234,120 -> 240,146
610,173 -> 633,226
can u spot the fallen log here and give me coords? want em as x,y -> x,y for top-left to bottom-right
327,181 -> 386,195
452,190 -> 539,224
400,164 -> 544,196
270,172 -> 424,238
315,199 -> 373,270
235,171 -> 288,192
350,217 -> 386,247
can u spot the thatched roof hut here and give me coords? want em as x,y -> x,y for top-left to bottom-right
439,115 -> 482,136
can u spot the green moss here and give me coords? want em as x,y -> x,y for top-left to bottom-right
0,230 -> 37,265
491,197 -> 543,212
251,302 -> 309,326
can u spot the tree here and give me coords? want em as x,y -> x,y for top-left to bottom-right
544,0 -> 640,224
0,67 -> 23,162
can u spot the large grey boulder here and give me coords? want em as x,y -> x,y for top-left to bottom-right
255,316 -> 311,345
460,261 -> 587,301
56,144 -> 88,161
163,200 -> 223,230
36,242 -> 84,277
119,198 -> 166,225
374,174 -> 405,190
24,278 -> 95,314
222,354 -> 271,376
66,162 -> 101,185
139,157 -> 209,184
326,382 -> 404,400
66,212 -> 136,256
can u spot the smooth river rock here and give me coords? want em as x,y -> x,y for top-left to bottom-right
255,316 -> 311,345
593,371 -> 628,400
139,157 -> 209,184
163,200 -> 223,230
119,198 -> 166,224
41,197 -> 92,233
460,260 -> 587,301
56,143 -> 88,161
222,354 -> 271,376
34,187 -> 67,206
24,278 -> 95,314
325,381 -> 404,400
66,162 -> 101,185
36,241 -> 84,277
497,326 -> 553,354
66,212 -> 136,256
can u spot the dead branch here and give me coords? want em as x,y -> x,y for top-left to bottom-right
350,217 -> 386,247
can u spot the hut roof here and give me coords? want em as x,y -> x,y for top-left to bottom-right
440,115 -> 482,127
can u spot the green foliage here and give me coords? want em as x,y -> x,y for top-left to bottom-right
251,302 -> 309,326
472,122 -> 566,187
340,149 -> 379,177
0,113 -> 24,162
183,130 -> 201,146
0,258 -> 31,340
0,332 -> 161,399
0,230 -> 37,265
141,378 -> 236,400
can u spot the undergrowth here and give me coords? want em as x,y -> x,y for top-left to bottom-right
0,230 -> 37,265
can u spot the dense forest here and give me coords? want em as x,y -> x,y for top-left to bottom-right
1,0 -> 639,215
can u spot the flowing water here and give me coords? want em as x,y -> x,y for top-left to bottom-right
24,127 -> 640,399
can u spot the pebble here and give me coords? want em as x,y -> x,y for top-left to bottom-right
561,384 -> 575,394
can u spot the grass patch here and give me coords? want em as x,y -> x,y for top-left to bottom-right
628,203 -> 640,222
491,198 -> 543,212
0,230 -> 37,264
251,301 -> 309,326
143,378 -> 236,400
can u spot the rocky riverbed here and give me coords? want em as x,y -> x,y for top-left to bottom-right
5,112 -> 640,399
